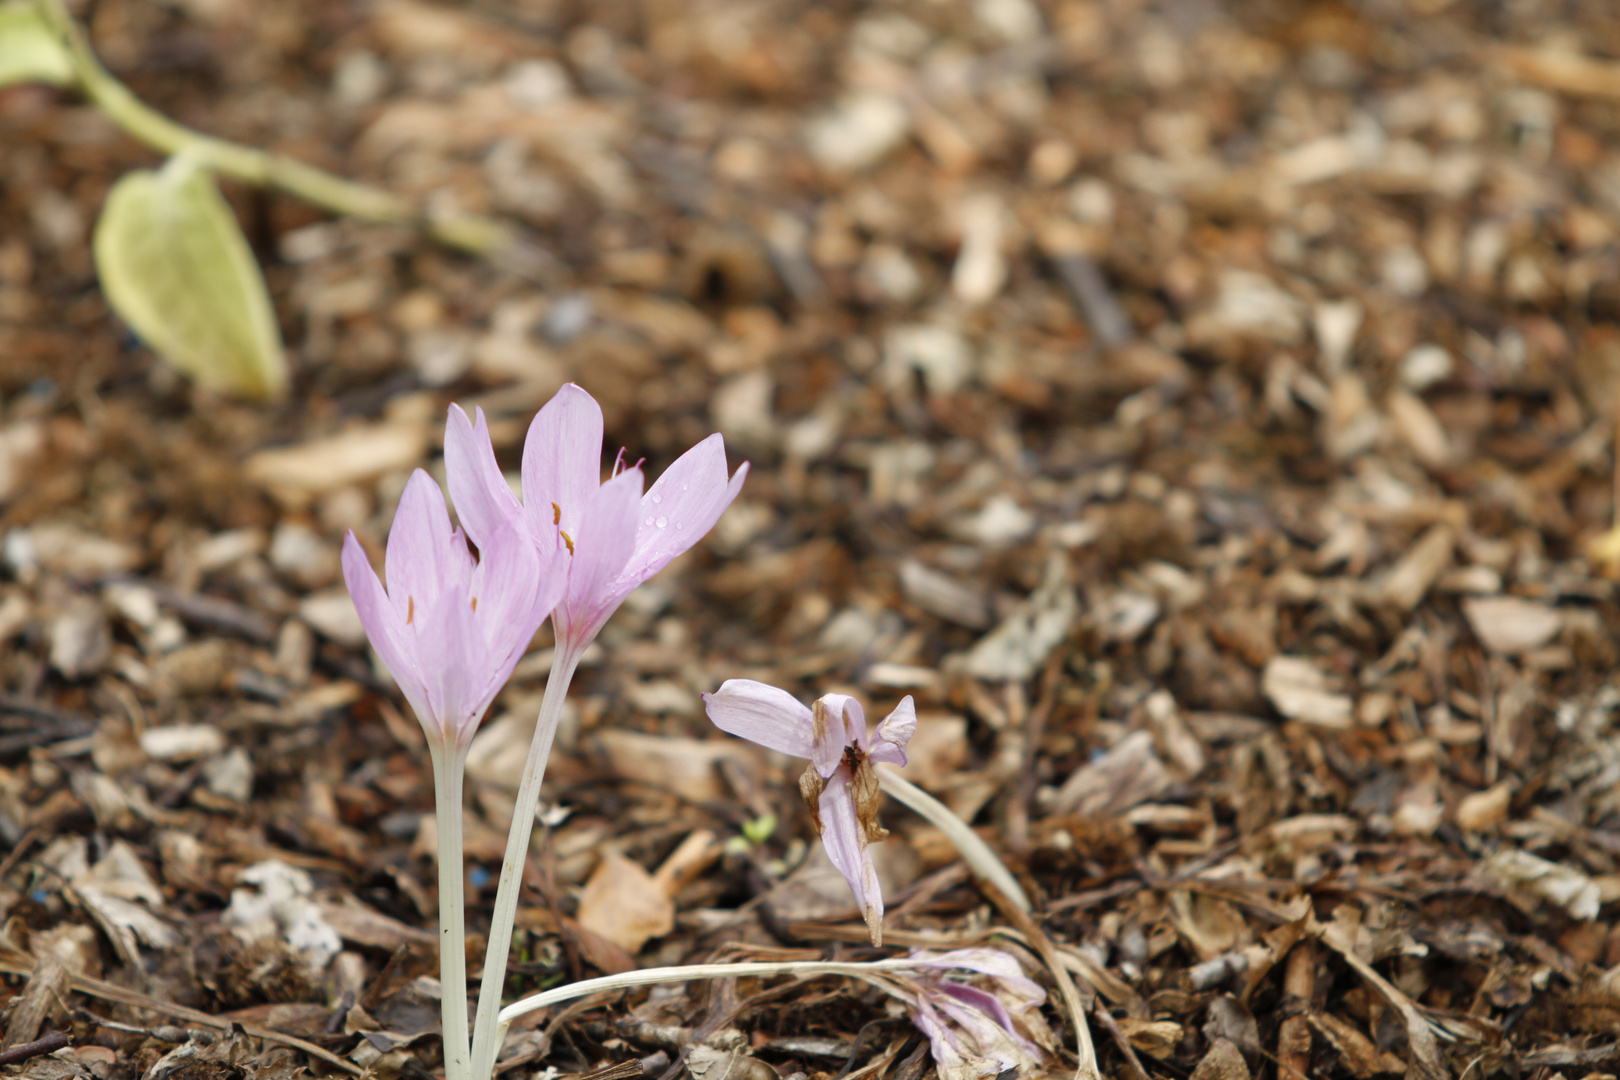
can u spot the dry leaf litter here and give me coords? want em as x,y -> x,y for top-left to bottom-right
5,0 -> 1620,1078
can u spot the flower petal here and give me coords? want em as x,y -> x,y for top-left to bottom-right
620,434 -> 748,585
385,470 -> 469,622
702,680 -> 815,759
412,562 -> 481,744
909,948 -> 1046,1005
930,986 -> 1044,1068
444,404 -> 528,550
522,383 -> 604,539
937,983 -> 1024,1041
812,693 -> 863,777
866,696 -> 916,766
469,521 -> 554,704
555,465 -> 643,649
908,994 -> 971,1071
818,770 -> 885,944
341,532 -> 430,724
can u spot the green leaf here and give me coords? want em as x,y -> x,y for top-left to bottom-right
94,155 -> 287,401
741,811 -> 777,847
0,1 -> 75,88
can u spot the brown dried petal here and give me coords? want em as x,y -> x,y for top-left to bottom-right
799,767 -> 826,836
852,756 -> 888,845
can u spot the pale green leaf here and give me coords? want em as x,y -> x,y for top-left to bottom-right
94,155 -> 287,401
0,1 -> 75,88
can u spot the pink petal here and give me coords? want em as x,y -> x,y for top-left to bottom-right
385,470 -> 469,623
937,982 -> 1025,1040
865,696 -> 916,767
909,995 -> 970,1068
818,771 -> 884,940
911,948 -> 1045,1005
412,574 -> 481,745
813,693 -> 864,777
929,988 -> 1043,1066
702,680 -> 815,759
555,465 -> 643,650
469,521 -> 550,666
444,404 -> 528,550
341,533 -> 431,729
620,434 -> 748,586
521,384 -> 604,540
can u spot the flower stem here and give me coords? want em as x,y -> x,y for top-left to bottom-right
876,766 -> 1032,913
431,747 -> 472,1080
468,648 -> 581,1080
492,958 -> 933,1052
31,0 -> 511,255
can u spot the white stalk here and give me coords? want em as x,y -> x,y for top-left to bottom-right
430,745 -> 472,1080
877,766 -> 1031,913
468,647 -> 582,1080
493,959 -> 933,1051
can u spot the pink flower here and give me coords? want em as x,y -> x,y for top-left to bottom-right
901,949 -> 1052,1080
341,468 -> 564,753
444,385 -> 748,663
701,680 -> 916,944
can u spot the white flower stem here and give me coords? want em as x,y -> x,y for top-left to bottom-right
430,746 -> 472,1080
492,959 -> 929,1051
468,647 -> 582,1080
876,766 -> 1032,913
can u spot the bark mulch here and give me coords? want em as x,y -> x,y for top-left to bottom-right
4,0 -> 1620,1078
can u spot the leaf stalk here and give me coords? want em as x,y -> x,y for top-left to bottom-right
32,0 -> 511,255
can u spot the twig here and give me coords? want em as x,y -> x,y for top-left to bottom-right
1090,1006 -> 1151,1080
0,951 -> 362,1075
1008,653 -> 1065,856
1277,941 -> 1313,1080
31,0 -> 511,257
1318,925 -> 1451,1080
0,830 -> 42,883
0,1031 -> 69,1065
1048,251 -> 1133,349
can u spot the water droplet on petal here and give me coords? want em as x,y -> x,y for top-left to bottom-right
656,516 -> 667,528
644,516 -> 655,526
681,483 -> 689,492
651,494 -> 661,504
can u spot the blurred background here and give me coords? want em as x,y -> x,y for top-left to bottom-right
4,0 -> 1620,1072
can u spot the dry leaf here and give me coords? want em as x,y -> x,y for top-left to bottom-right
577,852 -> 675,953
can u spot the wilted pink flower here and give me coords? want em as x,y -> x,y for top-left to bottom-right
702,680 -> 915,944
902,949 -> 1051,1080
445,385 -> 747,664
342,468 -> 564,753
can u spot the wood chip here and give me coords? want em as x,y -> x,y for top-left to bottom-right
1261,656 -> 1353,729
1461,595 -> 1563,654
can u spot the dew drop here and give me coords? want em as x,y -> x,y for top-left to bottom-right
644,516 -> 655,526
656,516 -> 668,528
681,483 -> 689,492
651,494 -> 662,504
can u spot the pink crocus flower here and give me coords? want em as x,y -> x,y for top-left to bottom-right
702,680 -> 916,944
444,384 -> 748,665
902,949 -> 1052,1080
341,468 -> 564,752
